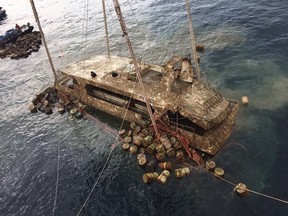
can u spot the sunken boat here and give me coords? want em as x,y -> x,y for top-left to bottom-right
56,55 -> 239,155
29,0 -> 239,156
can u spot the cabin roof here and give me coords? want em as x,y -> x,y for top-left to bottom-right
60,55 -> 176,110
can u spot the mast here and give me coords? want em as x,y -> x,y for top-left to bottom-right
102,0 -> 110,58
185,0 -> 201,79
112,0 -> 160,137
29,0 -> 58,86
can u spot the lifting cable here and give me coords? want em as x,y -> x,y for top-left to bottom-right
51,128 -> 61,216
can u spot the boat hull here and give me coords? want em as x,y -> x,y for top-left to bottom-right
56,77 -> 238,156
56,55 -> 239,155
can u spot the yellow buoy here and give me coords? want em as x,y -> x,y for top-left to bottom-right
121,143 -> 130,150
214,167 -> 224,177
205,160 -> 216,171
234,183 -> 248,196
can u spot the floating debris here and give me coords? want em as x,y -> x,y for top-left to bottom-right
196,44 -> 205,52
0,7 -> 7,20
242,96 -> 249,105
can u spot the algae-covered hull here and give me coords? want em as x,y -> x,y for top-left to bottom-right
56,55 -> 239,155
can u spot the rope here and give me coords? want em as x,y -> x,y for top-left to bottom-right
51,128 -> 61,216
102,0 -> 111,58
75,73 -> 140,216
187,163 -> 288,205
76,141 -> 117,216
29,0 -> 58,86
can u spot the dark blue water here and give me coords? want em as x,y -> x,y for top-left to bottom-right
1,0 -> 288,215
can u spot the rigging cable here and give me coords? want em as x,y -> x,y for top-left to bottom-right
75,68 -> 142,216
102,0 -> 111,58
185,0 -> 201,79
80,0 -> 90,75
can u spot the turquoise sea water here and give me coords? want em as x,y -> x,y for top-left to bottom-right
1,0 -> 288,215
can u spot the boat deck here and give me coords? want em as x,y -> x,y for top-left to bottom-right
60,55 -> 176,110
61,55 -> 132,80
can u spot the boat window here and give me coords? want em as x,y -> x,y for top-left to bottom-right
167,110 -> 205,135
85,84 -> 149,116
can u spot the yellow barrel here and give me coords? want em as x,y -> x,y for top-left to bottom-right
173,142 -> 182,151
143,172 -> 158,184
130,122 -> 137,130
156,173 -> 167,184
133,135 -> 143,147
127,130 -> 132,137
160,135 -> 172,150
158,162 -> 172,171
156,152 -> 165,161
176,150 -> 185,163
157,170 -> 171,184
167,148 -> 176,158
137,153 -> 146,160
156,144 -> 165,153
121,142 -> 130,150
129,145 -> 138,155
70,108 -> 78,115
141,128 -> 149,136
138,157 -> 147,166
143,135 -> 153,147
161,170 -> 171,178
124,136 -> 132,143
134,125 -> 141,134
29,104 -> 37,113
118,129 -> 126,137
146,143 -> 156,154
175,167 -> 190,179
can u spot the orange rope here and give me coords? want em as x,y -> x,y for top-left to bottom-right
154,118 -> 203,165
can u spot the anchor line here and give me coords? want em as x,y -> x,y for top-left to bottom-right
187,163 -> 288,205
